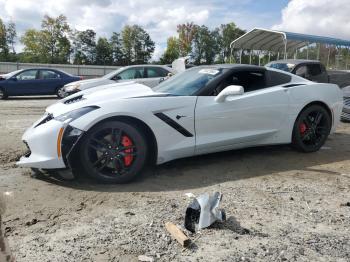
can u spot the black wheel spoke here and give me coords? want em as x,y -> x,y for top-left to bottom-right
112,128 -> 122,147
314,112 -> 323,125
97,158 -> 110,171
116,157 -> 125,170
93,155 -> 107,167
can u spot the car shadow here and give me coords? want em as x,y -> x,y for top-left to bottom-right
33,131 -> 350,192
3,96 -> 58,100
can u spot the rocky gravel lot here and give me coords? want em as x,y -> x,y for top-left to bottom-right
0,97 -> 349,262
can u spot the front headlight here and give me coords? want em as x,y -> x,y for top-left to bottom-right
55,106 -> 100,123
65,83 -> 81,92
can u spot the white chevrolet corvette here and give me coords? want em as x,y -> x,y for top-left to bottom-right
17,65 -> 343,183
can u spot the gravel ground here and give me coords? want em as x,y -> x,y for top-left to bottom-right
0,97 -> 349,262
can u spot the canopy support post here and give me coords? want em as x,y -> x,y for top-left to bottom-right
239,49 -> 243,64
268,51 -> 271,63
306,42 -> 309,60
346,48 -> 349,70
317,43 -> 320,60
277,52 -> 280,60
327,46 -> 331,68
258,51 -> 261,66
249,50 -> 252,64
283,39 -> 287,59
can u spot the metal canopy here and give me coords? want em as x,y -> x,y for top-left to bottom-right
230,28 -> 350,54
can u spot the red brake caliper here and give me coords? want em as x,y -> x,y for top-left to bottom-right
299,123 -> 307,135
121,135 -> 133,166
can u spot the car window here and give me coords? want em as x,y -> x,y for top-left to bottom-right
40,70 -> 60,79
15,70 -> 38,81
295,65 -> 307,77
154,67 -> 224,96
307,64 -> 322,76
212,70 -> 267,95
146,67 -> 168,78
117,68 -> 144,80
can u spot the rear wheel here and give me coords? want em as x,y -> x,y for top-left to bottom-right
292,105 -> 331,152
56,86 -> 66,99
0,88 -> 7,100
79,121 -> 147,183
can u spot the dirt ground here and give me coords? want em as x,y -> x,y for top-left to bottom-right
0,97 -> 349,262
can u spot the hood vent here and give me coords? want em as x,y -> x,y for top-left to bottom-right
64,95 -> 84,105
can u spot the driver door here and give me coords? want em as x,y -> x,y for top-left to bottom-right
194,70 -> 290,155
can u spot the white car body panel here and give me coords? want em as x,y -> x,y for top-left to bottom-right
17,67 -> 343,170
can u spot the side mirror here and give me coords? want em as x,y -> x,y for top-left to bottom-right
112,75 -> 121,81
215,85 -> 244,103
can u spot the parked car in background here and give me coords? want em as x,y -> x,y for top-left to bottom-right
0,68 -> 81,99
266,59 -> 330,83
342,86 -> 350,121
63,65 -> 174,97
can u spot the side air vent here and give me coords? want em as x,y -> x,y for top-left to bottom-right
64,95 -> 84,104
282,83 -> 306,88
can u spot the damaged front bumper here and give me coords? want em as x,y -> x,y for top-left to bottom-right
17,118 -> 84,170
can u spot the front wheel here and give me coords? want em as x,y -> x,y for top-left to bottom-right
56,86 -> 66,99
79,121 -> 147,183
0,88 -> 8,100
292,105 -> 331,152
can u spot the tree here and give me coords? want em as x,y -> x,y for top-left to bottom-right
72,29 -> 96,64
6,21 -> 16,54
215,23 -> 245,63
109,32 -> 123,65
177,22 -> 197,56
41,15 -> 71,63
21,14 -> 71,63
95,37 -> 112,65
121,25 -> 155,65
192,25 -> 218,65
21,29 -> 48,62
0,19 -> 9,60
160,37 -> 180,64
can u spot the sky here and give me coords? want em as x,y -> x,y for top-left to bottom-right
0,0 -> 349,60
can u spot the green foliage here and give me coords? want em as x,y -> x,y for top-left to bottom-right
72,29 -> 96,64
96,37 -> 112,65
192,25 -> 219,65
20,15 -> 71,63
121,25 -> 155,65
160,37 -> 180,64
177,22 -> 197,56
162,22 -> 245,65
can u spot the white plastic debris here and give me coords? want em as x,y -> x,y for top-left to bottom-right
185,192 -> 226,232
184,193 -> 196,198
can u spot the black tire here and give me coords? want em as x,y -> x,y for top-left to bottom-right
292,105 -> 331,152
56,86 -> 66,99
0,88 -> 8,100
79,120 -> 147,183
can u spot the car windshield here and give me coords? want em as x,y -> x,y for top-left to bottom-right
1,70 -> 23,79
102,68 -> 125,79
266,62 -> 295,72
154,67 -> 223,96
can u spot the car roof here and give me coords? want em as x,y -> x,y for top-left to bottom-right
195,64 -> 265,71
268,59 -> 321,65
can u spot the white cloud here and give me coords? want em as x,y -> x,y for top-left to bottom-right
273,0 -> 350,39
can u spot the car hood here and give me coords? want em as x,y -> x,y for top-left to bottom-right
65,77 -> 114,90
343,86 -> 350,97
47,82 -> 158,117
